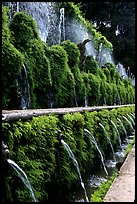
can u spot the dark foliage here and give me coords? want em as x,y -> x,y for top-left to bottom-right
78,2 -> 135,74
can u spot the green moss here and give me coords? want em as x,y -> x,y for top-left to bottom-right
2,105 -> 135,202
102,67 -> 111,83
6,11 -> 52,109
88,73 -> 101,106
2,5 -> 11,42
44,44 -> 75,108
65,2 -> 113,50
2,40 -> 25,109
90,134 -> 135,202
83,111 -> 100,163
61,112 -> 90,173
2,6 -> 26,109
124,137 -> 135,155
110,83 -> 119,104
2,8 -> 52,109
127,85 -> 135,104
2,115 -> 59,201
97,68 -> 107,80
9,11 -> 40,51
105,82 -> 113,105
61,40 -> 80,67
82,72 -> 92,101
84,55 -> 99,74
24,39 -> 52,108
61,40 -> 86,106
2,5 -> 135,109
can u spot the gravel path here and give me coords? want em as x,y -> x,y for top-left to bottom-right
103,144 -> 135,202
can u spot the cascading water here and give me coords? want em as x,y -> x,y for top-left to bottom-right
5,1 -> 136,87
96,43 -> 114,67
61,139 -> 89,202
4,2 -> 10,20
126,114 -> 135,127
84,128 -> 108,176
4,2 -> 18,20
65,16 -> 115,69
123,116 -> 134,131
74,87 -> 78,107
117,92 -> 121,105
6,2 -> 116,68
130,113 -> 135,120
116,63 -> 128,79
63,8 -> 114,66
103,97 -> 107,105
99,123 -> 115,159
7,159 -> 37,202
17,64 -> 31,109
116,63 -> 135,86
84,96 -> 88,107
110,120 -> 122,148
26,2 -> 51,43
129,113 -> 135,129
58,8 -> 65,44
117,117 -> 128,141
65,18 -> 96,58
17,2 -> 19,12
8,2 -> 59,45
95,43 -> 102,63
48,89 -> 54,108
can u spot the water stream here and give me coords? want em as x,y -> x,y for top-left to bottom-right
58,8 -> 65,44
99,123 -> 115,159
7,159 -> 37,202
84,128 -> 108,176
61,139 -> 89,202
117,117 -> 128,141
17,64 -> 31,109
117,92 -> 121,105
48,89 -> 54,108
130,113 -> 135,120
16,2 -> 19,12
110,120 -> 122,148
3,2 -> 135,202
122,116 -> 134,131
84,96 -> 88,107
126,114 -> 135,126
5,2 -> 135,83
72,128 -> 134,202
74,86 -> 78,107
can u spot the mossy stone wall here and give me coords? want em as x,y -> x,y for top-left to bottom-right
2,5 -> 135,109
2,106 -> 135,202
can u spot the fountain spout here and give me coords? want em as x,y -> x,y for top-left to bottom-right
2,141 -> 10,162
2,141 -> 37,202
57,129 -> 62,142
2,141 -> 13,202
61,139 -> 89,202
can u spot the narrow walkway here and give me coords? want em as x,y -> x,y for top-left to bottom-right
103,144 -> 135,202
